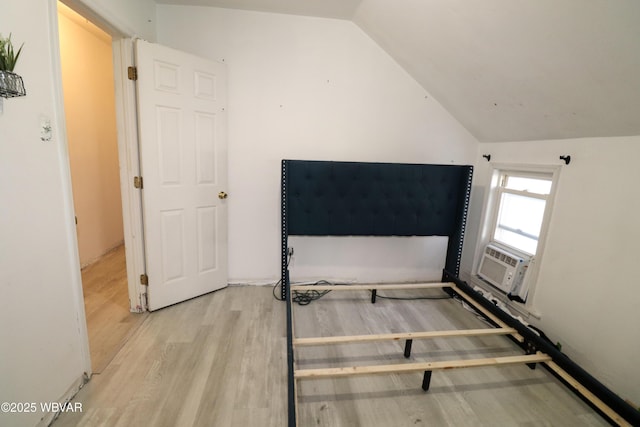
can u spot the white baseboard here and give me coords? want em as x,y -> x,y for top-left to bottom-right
38,373 -> 88,427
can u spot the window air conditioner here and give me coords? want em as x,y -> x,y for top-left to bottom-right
477,244 -> 530,294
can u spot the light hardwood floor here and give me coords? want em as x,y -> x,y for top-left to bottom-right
54,286 -> 609,427
54,285 -> 286,427
81,245 -> 148,373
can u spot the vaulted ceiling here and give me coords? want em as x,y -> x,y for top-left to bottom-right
154,0 -> 640,142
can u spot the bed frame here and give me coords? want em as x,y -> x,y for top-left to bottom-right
280,159 -> 638,427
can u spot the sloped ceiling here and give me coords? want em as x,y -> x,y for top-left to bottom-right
155,0 -> 640,142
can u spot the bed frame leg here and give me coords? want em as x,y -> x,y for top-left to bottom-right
526,342 -> 537,370
422,371 -> 432,391
404,339 -> 413,358
371,289 -> 377,304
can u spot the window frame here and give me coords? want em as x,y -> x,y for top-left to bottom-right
475,163 -> 561,311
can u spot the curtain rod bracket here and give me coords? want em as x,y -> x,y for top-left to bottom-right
560,155 -> 571,165
482,154 -> 491,162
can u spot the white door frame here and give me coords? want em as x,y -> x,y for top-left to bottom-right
54,2 -> 148,312
50,0 -> 148,375
112,38 -> 148,312
48,0 -> 93,378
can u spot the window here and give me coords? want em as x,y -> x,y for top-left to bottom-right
492,172 -> 553,255
475,166 -> 559,308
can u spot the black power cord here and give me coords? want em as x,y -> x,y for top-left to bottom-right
272,251 -> 293,302
273,279 -> 333,305
292,286 -> 331,305
272,279 -> 285,301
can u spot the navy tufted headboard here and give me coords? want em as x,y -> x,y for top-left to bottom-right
280,160 -> 473,298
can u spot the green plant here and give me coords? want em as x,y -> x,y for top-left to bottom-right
0,33 -> 24,72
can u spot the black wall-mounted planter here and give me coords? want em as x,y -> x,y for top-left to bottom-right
0,70 -> 26,98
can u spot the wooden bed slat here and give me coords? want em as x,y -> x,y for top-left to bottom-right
293,327 -> 518,346
290,282 -> 452,292
294,352 -> 551,379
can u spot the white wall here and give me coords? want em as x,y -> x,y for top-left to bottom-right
463,136 -> 640,405
0,1 -> 153,426
156,6 -> 478,284
59,4 -> 124,266
0,3 -> 89,427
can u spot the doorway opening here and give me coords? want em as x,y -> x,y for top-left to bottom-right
57,2 -> 147,373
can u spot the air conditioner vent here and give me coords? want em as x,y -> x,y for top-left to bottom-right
486,246 -> 519,267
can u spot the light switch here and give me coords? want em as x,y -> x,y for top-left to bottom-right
40,117 -> 52,142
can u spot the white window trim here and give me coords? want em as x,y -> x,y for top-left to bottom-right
472,163 -> 561,317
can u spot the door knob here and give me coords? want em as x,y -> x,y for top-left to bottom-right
218,191 -> 228,199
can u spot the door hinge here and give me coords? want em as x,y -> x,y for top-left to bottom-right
134,176 -> 143,189
140,274 -> 149,286
128,66 -> 138,81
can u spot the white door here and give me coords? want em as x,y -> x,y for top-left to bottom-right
135,40 -> 228,311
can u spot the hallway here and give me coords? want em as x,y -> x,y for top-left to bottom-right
82,245 -> 148,373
